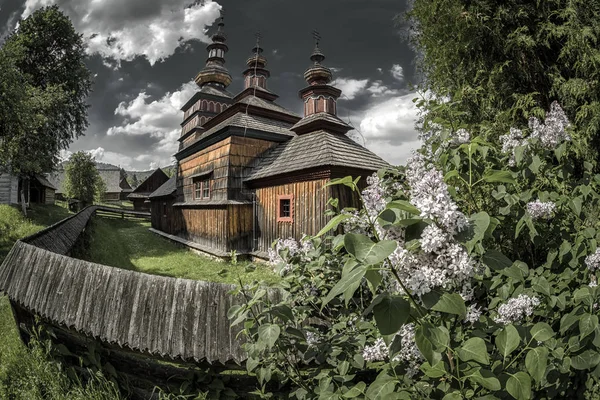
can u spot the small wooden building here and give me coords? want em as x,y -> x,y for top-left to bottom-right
149,22 -> 389,259
28,175 -> 56,205
0,173 -> 18,204
119,178 -> 133,200
128,168 -> 170,211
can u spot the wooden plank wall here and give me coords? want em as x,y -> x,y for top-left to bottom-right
178,138 -> 232,202
151,198 -> 176,233
0,173 -> 18,204
45,188 -> 55,205
227,204 -> 253,252
179,207 -> 229,251
227,136 -> 277,201
255,179 -> 331,253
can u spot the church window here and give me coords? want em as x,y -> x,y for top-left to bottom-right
277,194 -> 294,222
193,177 -> 211,200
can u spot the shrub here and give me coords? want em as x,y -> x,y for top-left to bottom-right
230,102 -> 600,399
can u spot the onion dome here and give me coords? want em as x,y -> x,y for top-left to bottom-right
194,14 -> 232,89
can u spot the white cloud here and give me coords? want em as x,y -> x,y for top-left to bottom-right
376,67 -> 383,74
366,80 -> 401,97
22,0 -> 222,65
390,64 -> 404,82
88,147 -> 105,161
357,92 -> 421,165
333,77 -> 369,100
149,161 -> 159,170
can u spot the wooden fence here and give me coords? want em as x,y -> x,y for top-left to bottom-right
0,206 -> 273,398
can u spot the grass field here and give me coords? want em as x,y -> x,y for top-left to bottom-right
83,216 -> 279,285
0,204 -> 123,399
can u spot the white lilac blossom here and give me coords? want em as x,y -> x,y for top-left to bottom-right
362,174 -> 387,220
362,337 -> 388,363
585,248 -> 600,272
420,224 -> 448,253
418,122 -> 443,142
341,209 -> 370,235
526,200 -> 556,220
394,324 -> 423,378
464,304 -> 482,324
499,127 -> 527,167
362,324 -> 423,377
389,243 -> 475,297
452,128 -> 471,145
494,294 -> 540,325
529,101 -> 571,148
406,152 -> 469,234
590,276 -> 598,288
305,331 -> 319,346
268,237 -> 315,274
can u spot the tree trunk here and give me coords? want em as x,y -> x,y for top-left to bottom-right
20,177 -> 28,217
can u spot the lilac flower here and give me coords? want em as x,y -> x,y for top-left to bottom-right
406,152 -> 469,234
499,128 -> 527,167
362,337 -> 388,362
529,101 -> 571,148
362,324 -> 422,377
494,294 -> 540,325
526,200 -> 556,220
362,174 -> 387,220
420,224 -> 448,253
452,128 -> 471,145
464,304 -> 482,324
585,248 -> 600,272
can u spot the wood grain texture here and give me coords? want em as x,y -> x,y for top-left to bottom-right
0,206 -> 273,366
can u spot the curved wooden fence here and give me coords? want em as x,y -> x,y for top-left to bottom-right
0,206 -> 269,397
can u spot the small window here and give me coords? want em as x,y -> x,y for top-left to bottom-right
193,176 -> 211,200
277,194 -> 293,223
163,202 -> 167,218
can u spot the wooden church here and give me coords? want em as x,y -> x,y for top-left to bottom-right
149,18 -> 388,259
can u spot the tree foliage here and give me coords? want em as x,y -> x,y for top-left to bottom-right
0,5 -> 92,177
63,152 -> 104,206
403,0 -> 600,165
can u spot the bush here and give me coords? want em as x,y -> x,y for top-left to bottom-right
230,103 -> 600,399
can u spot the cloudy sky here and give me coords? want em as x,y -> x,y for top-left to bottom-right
0,0 -> 421,171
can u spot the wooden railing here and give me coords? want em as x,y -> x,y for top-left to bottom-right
0,206 -> 273,398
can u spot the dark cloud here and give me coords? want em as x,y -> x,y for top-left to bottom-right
4,0 -> 418,169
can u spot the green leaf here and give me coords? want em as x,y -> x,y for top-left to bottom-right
469,369 -> 501,391
415,324 -> 443,365
483,169 -> 516,184
569,197 -> 583,217
442,393 -> 463,400
525,347 -> 548,384
560,313 -> 580,334
316,213 -> 352,237
258,324 -> 280,349
365,268 -> 383,293
573,287 -> 593,306
532,277 -> 551,296
373,295 -> 411,335
421,361 -> 447,378
482,249 -> 512,270
322,265 -> 367,307
387,200 -> 421,215
430,293 -> 467,317
466,212 -> 490,252
365,374 -> 396,399
530,322 -> 554,342
506,372 -> 532,400
344,233 -> 397,265
458,337 -> 490,365
571,350 -> 600,370
496,324 -> 520,360
579,314 -> 598,340
342,382 -> 366,398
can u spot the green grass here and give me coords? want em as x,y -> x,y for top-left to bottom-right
83,216 -> 280,285
0,203 -> 123,399
0,203 -> 72,263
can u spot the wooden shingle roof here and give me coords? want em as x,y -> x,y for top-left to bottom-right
245,130 -> 390,181
148,175 -> 176,199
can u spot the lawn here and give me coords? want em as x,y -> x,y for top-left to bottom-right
82,216 -> 279,285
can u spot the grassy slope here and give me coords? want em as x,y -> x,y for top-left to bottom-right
0,204 -> 122,399
83,216 -> 279,285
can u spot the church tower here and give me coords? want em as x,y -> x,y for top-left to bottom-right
178,12 -> 234,150
290,32 -> 352,135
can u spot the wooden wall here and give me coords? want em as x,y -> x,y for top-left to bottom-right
151,198 -> 176,234
227,204 -> 253,252
227,136 -> 277,201
0,173 -> 18,204
132,198 -> 149,211
255,179 -> 331,253
45,188 -> 55,205
178,207 -> 229,251
178,138 -> 232,202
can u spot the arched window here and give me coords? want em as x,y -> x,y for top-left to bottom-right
200,116 -> 206,126
201,100 -> 208,110
208,102 -> 215,113
215,103 -> 221,113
